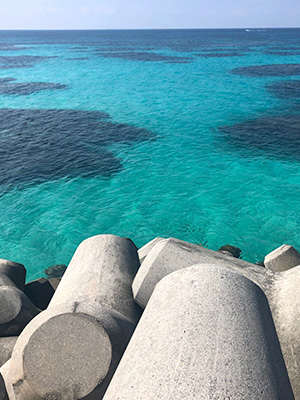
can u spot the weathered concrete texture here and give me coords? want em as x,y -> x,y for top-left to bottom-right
138,237 -> 164,264
47,277 -> 60,291
133,237 -> 273,308
24,278 -> 56,310
0,274 -> 39,337
264,244 -> 300,272
0,338 -> 17,368
9,303 -> 134,400
1,361 -> 15,400
7,235 -> 141,400
104,265 -> 294,400
51,234 -> 142,323
0,373 -> 8,400
268,265 -> 300,399
0,260 -> 26,292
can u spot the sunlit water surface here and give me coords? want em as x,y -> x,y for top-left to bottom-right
0,29 -> 300,280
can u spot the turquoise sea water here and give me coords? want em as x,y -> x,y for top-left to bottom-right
1,29 -> 300,280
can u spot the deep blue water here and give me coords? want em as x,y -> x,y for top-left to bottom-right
0,29 -> 300,280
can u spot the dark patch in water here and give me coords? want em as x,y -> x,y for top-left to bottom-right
167,60 -> 191,64
264,51 -> 300,56
267,80 -> 300,98
196,52 -> 245,58
218,115 -> 300,160
169,43 -> 254,53
0,77 -> 15,84
0,109 -> 153,188
0,79 -> 67,95
198,47 -> 240,52
0,55 -> 57,69
69,46 -> 90,50
95,47 -> 134,52
96,51 -> 192,63
67,57 -> 90,60
268,46 -> 300,51
68,48 -> 92,53
231,64 -> 300,77
197,47 -> 248,53
68,46 -> 94,53
94,46 -> 157,53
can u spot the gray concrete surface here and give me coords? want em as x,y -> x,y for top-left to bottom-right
6,235 -> 141,400
0,373 -> 8,400
264,244 -> 300,272
0,260 -> 26,292
138,237 -> 164,264
51,234 -> 141,323
47,278 -> 60,291
133,238 -> 300,398
0,274 -> 39,337
0,339 -> 17,368
1,361 -> 14,400
9,303 -> 134,400
104,264 -> 294,400
24,278 -> 55,310
268,265 -> 300,399
132,237 -> 272,308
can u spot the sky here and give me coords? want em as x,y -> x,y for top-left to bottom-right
0,0 -> 300,30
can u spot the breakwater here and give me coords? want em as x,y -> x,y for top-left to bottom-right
0,234 -> 299,399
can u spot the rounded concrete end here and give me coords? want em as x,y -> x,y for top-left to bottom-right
0,287 -> 22,325
22,313 -> 112,399
0,260 -> 26,291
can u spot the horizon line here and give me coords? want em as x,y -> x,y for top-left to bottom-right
0,27 -> 300,31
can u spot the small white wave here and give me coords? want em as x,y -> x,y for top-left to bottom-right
245,29 -> 267,32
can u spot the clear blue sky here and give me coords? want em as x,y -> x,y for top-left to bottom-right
0,0 -> 299,30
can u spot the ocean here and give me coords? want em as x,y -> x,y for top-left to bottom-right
0,28 -> 300,281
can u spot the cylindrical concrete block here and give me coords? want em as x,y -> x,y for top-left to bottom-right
7,235 -> 142,400
264,244 -> 300,272
133,237 -> 271,308
9,303 -> 134,400
0,260 -> 26,292
138,237 -> 164,264
51,234 -> 141,323
270,265 -> 300,399
104,265 -> 294,400
0,338 -> 17,368
0,274 -> 39,337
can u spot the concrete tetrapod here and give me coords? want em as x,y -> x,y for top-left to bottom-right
264,244 -> 300,272
0,339 -> 17,368
0,273 -> 39,337
138,237 -> 164,264
104,265 -> 294,400
24,278 -> 56,310
133,237 -> 272,308
0,260 -> 26,292
0,259 -> 37,337
7,235 -> 141,400
50,234 -> 141,322
269,265 -> 300,399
